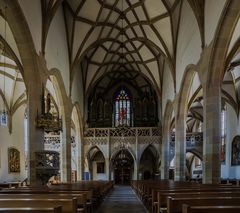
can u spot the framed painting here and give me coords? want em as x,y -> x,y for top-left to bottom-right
231,135 -> 240,166
97,162 -> 105,173
8,147 -> 20,173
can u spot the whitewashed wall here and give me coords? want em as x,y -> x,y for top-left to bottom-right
92,161 -> 107,180
205,0 -> 227,46
45,5 -> 70,96
71,67 -> 84,121
221,103 -> 240,179
0,105 -> 27,182
162,62 -> 175,115
175,0 -> 201,93
18,0 -> 42,54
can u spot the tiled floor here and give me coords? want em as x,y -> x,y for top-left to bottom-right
96,185 -> 147,213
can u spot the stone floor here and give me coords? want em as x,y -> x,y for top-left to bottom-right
96,185 -> 147,213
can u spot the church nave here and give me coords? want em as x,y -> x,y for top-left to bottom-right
96,185 -> 147,213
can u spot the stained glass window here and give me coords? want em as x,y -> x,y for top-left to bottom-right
221,104 -> 226,163
114,89 -> 131,127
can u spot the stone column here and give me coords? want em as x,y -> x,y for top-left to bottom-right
161,128 -> 170,179
61,107 -> 72,182
174,103 -> 186,181
107,129 -> 111,180
77,135 -> 83,181
202,84 -> 221,184
105,158 -> 110,181
28,81 -> 45,185
135,129 -> 139,180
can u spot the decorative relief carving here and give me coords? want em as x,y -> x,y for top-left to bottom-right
44,135 -> 61,150
84,138 -> 107,145
35,150 -> 60,185
138,137 -> 161,144
137,128 -> 150,136
84,127 -> 161,138
83,127 -> 162,147
95,128 -> 108,137
8,147 -> 20,173
111,137 -> 136,146
84,129 -> 95,137
152,128 -> 161,136
110,127 -> 136,137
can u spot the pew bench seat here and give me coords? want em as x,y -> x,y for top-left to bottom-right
0,206 -> 62,213
182,204 -> 240,213
0,198 -> 77,213
167,196 -> 240,213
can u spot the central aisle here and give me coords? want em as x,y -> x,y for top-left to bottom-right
96,185 -> 147,213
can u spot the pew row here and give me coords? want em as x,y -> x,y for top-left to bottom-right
182,204 -> 240,213
0,198 -> 77,213
167,196 -> 240,213
0,206 -> 62,213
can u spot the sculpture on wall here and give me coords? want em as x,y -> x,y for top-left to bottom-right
8,147 -> 20,173
232,135 -> 240,165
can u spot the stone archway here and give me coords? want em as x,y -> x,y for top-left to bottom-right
139,145 -> 160,180
86,146 -> 106,180
0,0 -> 44,184
186,152 -> 203,180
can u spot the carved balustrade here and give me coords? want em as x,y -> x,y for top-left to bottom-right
83,127 -> 162,146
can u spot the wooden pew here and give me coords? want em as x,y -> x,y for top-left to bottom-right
167,196 -> 240,213
0,206 -> 62,213
0,198 -> 77,213
0,193 -> 86,213
157,190 -> 240,213
132,180 -> 240,213
182,204 -> 240,213
154,186 -> 240,213
0,180 -> 113,213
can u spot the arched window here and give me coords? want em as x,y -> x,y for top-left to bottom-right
114,89 -> 131,127
221,104 -> 226,163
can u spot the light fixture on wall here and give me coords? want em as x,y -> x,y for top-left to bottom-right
0,6 -> 8,126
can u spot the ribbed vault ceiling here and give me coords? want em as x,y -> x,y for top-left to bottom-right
62,0 -> 182,93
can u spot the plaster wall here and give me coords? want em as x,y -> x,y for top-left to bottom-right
0,16 -> 21,63
162,63 -> 175,115
71,67 -> 84,123
175,0 -> 201,93
0,105 -> 27,182
187,73 -> 201,103
205,0 -> 227,46
92,161 -> 107,180
45,6 -> 70,96
221,103 -> 240,178
18,0 -> 42,54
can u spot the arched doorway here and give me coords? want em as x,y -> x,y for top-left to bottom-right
139,145 -> 160,180
112,149 -> 134,185
186,152 -> 203,180
87,147 -> 106,180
